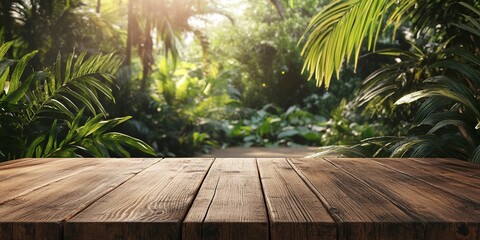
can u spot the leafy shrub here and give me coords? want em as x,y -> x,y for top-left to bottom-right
110,56 -> 240,156
222,104 -> 325,147
319,99 -> 382,146
312,2 -> 480,162
0,42 -> 154,161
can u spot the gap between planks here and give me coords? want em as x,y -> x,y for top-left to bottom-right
255,158 -> 272,240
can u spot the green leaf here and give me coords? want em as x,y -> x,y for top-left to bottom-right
65,51 -> 74,82
62,108 -> 86,145
54,53 -> 62,85
65,87 -> 97,114
76,114 -> 106,137
79,138 -> 104,157
277,128 -> 300,138
300,0 -> 414,88
103,141 -> 131,157
10,50 -> 38,92
44,120 -> 58,155
0,41 -> 14,59
4,71 -> 47,103
25,135 -> 46,158
0,60 -> 13,92
101,132 -> 156,156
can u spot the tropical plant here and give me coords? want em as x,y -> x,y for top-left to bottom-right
319,99 -> 381,146
110,55 -> 239,156
300,0 -> 479,88
0,0 -> 122,66
208,0 -> 326,109
309,2 -> 480,162
122,0 -> 229,90
222,104 -> 325,147
0,42 -> 155,161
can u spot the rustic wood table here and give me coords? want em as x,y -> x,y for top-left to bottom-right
0,158 -> 479,240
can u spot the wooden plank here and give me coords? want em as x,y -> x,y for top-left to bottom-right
183,158 -> 268,240
257,158 -> 336,240
0,158 -> 110,203
409,158 -> 480,179
0,158 -> 157,240
288,158 -> 421,240
372,158 -> 480,202
65,158 -> 213,240
327,158 -> 480,240
372,158 -> 480,240
0,158 -> 35,169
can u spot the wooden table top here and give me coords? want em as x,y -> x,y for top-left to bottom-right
0,158 -> 479,240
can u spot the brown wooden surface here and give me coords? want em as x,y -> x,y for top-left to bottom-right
0,157 -> 479,240
183,158 -> 268,240
327,158 -> 480,240
0,158 -> 157,240
289,158 -> 422,240
257,158 -> 335,240
65,158 -> 213,240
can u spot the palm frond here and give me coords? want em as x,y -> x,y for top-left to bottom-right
300,0 -> 414,88
0,43 -> 155,160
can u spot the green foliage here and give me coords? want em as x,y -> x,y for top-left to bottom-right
208,0 -> 324,109
319,99 -> 381,146
300,0 -> 415,88
0,42 -> 154,161
111,57 -> 238,156
221,100 -> 381,148
0,0 -> 123,66
313,2 -> 480,162
223,105 -> 325,147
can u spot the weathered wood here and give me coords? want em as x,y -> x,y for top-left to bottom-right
410,158 -> 480,179
183,158 -> 268,240
0,158 -> 157,240
1,157 -> 480,240
289,158 -> 423,240
0,158 -> 108,204
257,158 -> 336,240
372,158 -> 480,240
372,158 -> 480,202
64,158 -> 213,240
327,158 -> 480,240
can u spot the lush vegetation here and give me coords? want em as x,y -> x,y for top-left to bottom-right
0,42 -> 154,160
304,0 -> 480,162
1,0 -> 479,162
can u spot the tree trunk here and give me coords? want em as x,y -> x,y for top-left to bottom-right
125,0 -> 134,65
96,0 -> 101,13
270,0 -> 285,19
1,0 -> 14,57
140,18 -> 152,91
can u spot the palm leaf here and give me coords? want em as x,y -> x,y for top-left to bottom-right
300,0 -> 415,88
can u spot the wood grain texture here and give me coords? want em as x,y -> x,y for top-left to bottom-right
327,158 -> 480,240
409,158 -> 480,179
1,157 -> 480,240
288,158 -> 422,240
372,158 -> 480,203
0,158 -> 108,204
65,158 -> 213,240
372,158 -> 480,240
257,158 -> 336,240
0,158 -> 157,240
183,158 -> 268,240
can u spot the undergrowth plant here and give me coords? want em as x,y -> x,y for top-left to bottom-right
0,42 -> 155,161
311,2 -> 480,162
